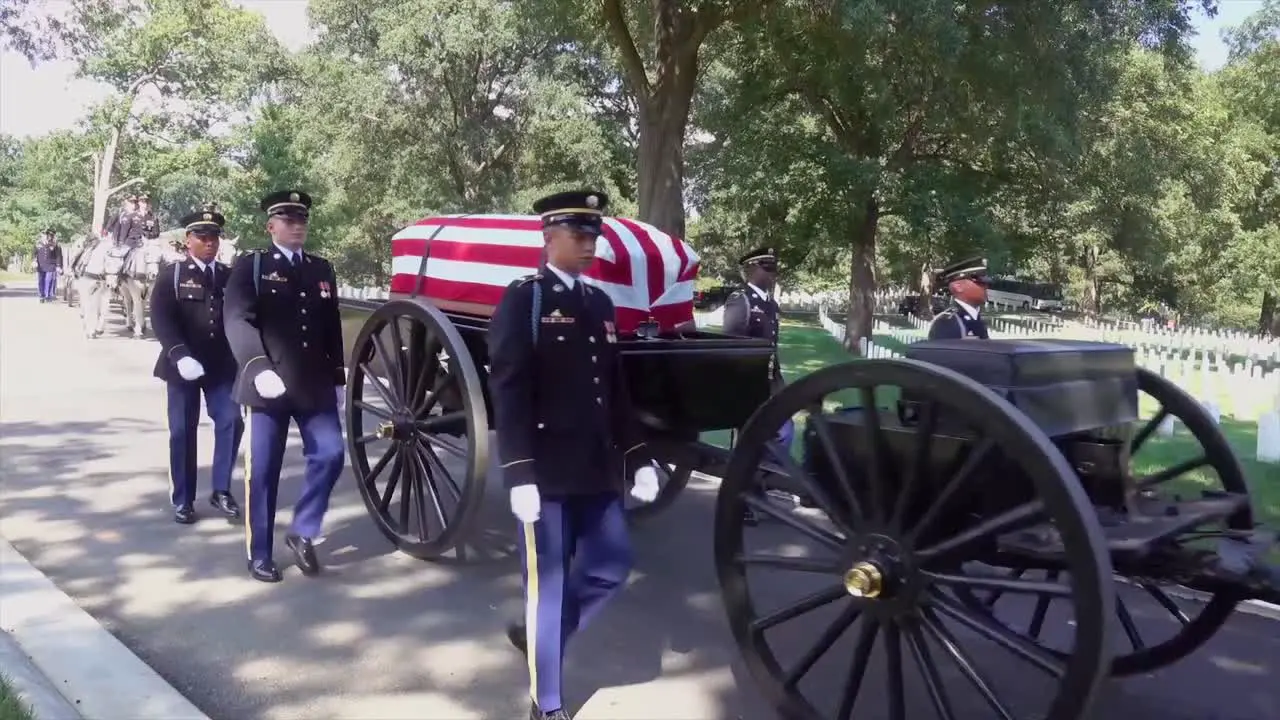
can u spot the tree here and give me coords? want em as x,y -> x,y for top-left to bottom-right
57,0 -> 285,232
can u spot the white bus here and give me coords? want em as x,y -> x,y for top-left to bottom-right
986,278 -> 1064,311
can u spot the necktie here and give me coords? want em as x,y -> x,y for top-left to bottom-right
290,253 -> 301,268
203,266 -> 214,287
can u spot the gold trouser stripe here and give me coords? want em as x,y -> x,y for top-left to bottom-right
522,522 -> 539,702
243,409 -> 254,559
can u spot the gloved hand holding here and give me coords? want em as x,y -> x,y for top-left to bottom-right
175,356 -> 205,382
254,369 -> 286,399
630,463 -> 661,503
510,484 -> 541,524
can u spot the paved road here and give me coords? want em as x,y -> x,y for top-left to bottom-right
1,282 -> 1278,720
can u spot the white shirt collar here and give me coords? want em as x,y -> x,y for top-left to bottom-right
545,263 -> 577,289
747,283 -> 770,301
955,298 -> 981,318
190,257 -> 209,273
273,242 -> 301,263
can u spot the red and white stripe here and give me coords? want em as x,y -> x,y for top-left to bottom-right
389,214 -> 699,333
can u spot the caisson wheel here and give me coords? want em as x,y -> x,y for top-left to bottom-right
345,298 -> 489,560
958,367 -> 1253,677
716,359 -> 1113,720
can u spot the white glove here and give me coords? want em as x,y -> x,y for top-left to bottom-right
175,356 -> 205,381
630,464 -> 661,503
510,484 -> 541,524
254,369 -> 286,399
335,386 -> 346,411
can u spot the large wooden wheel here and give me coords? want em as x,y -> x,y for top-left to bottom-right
958,367 -> 1254,677
345,298 -> 489,560
715,359 -> 1114,720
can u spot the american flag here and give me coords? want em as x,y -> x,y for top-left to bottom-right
390,214 -> 700,333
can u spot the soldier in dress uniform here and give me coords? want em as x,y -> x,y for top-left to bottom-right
149,209 -> 243,524
488,189 -> 660,720
34,229 -> 63,303
223,189 -> 346,583
136,194 -> 160,243
108,195 -> 138,245
721,246 -> 793,524
927,256 -> 991,340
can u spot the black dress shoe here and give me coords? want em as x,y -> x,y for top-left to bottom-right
529,702 -> 572,720
506,622 -> 527,656
285,533 -> 320,576
247,559 -> 282,583
209,491 -> 241,519
173,505 -> 197,525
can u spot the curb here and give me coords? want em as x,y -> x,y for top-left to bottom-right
687,471 -> 1280,623
0,630 -> 81,719
0,539 -> 210,720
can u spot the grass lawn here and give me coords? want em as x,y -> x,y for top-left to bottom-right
700,318 -> 1280,535
0,270 -> 30,284
0,674 -> 35,720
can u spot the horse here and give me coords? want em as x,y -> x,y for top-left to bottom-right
71,236 -> 116,338
106,238 -> 161,339
216,235 -> 240,265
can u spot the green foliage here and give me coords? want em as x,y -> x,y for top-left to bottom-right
2,0 -> 1278,337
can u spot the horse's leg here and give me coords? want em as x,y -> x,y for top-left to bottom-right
79,278 -> 100,337
128,278 -> 145,337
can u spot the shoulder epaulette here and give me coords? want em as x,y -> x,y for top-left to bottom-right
518,273 -> 542,285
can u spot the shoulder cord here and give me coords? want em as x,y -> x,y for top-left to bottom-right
530,281 -> 542,344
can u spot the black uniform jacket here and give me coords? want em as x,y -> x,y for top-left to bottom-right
927,301 -> 990,340
150,259 -> 237,384
223,247 -> 346,412
34,243 -> 63,272
488,269 -> 644,495
722,286 -> 784,386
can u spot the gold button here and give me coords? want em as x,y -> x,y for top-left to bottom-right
301,309 -> 307,315
591,356 -> 597,362
300,291 -> 307,297
303,342 -> 309,348
594,377 -> 600,384
589,337 -> 595,343
301,325 -> 307,331
557,336 -> 565,341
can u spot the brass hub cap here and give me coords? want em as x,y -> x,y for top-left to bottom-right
843,561 -> 885,598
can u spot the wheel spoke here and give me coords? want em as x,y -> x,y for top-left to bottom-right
916,501 -> 1045,562
930,589 -> 1064,678
398,449 -> 413,531
903,619 -> 958,720
1131,407 -> 1170,454
418,371 -> 456,417
411,441 -> 450,526
920,608 -> 1015,720
1142,584 -> 1190,625
858,387 -> 887,521
807,411 -> 866,523
751,584 -> 848,634
924,570 -> 1073,598
910,437 -> 996,543
1115,596 -> 1146,651
1137,455 -> 1210,490
414,435 -> 464,502
425,433 -> 468,458
354,399 -> 393,420
782,600 -> 860,688
407,443 -> 443,541
365,445 -> 396,486
982,567 -> 1027,607
1027,571 -> 1056,639
353,431 -> 382,445
377,452 -> 405,513
387,317 -> 410,402
892,401 -> 937,530
766,446 -> 856,538
884,622 -> 906,720
359,362 -> 398,409
835,616 -> 880,720
735,553 -> 843,574
742,493 -> 845,552
370,328 -> 406,406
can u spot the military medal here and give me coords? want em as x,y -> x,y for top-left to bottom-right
604,320 -> 616,343
319,280 -> 331,299
553,283 -> 564,292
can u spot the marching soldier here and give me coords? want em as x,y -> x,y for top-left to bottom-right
488,190 -> 659,720
149,208 -> 243,524
721,246 -> 792,524
223,189 -> 346,583
928,256 -> 991,340
34,229 -> 63,303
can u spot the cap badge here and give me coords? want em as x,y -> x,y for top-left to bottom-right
202,213 -> 212,220
289,192 -> 300,202
586,195 -> 599,208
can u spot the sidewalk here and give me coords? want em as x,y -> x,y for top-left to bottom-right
0,539 -> 209,720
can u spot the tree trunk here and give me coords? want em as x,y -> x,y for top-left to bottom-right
917,262 -> 935,321
636,98 -> 688,239
1260,290 -> 1277,337
90,74 -> 154,234
1081,243 -> 1101,317
844,198 -> 879,353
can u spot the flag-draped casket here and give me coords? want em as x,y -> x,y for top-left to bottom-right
389,215 -> 700,333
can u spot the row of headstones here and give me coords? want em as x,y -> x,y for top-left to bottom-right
817,306 -> 904,359
338,286 -> 390,300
